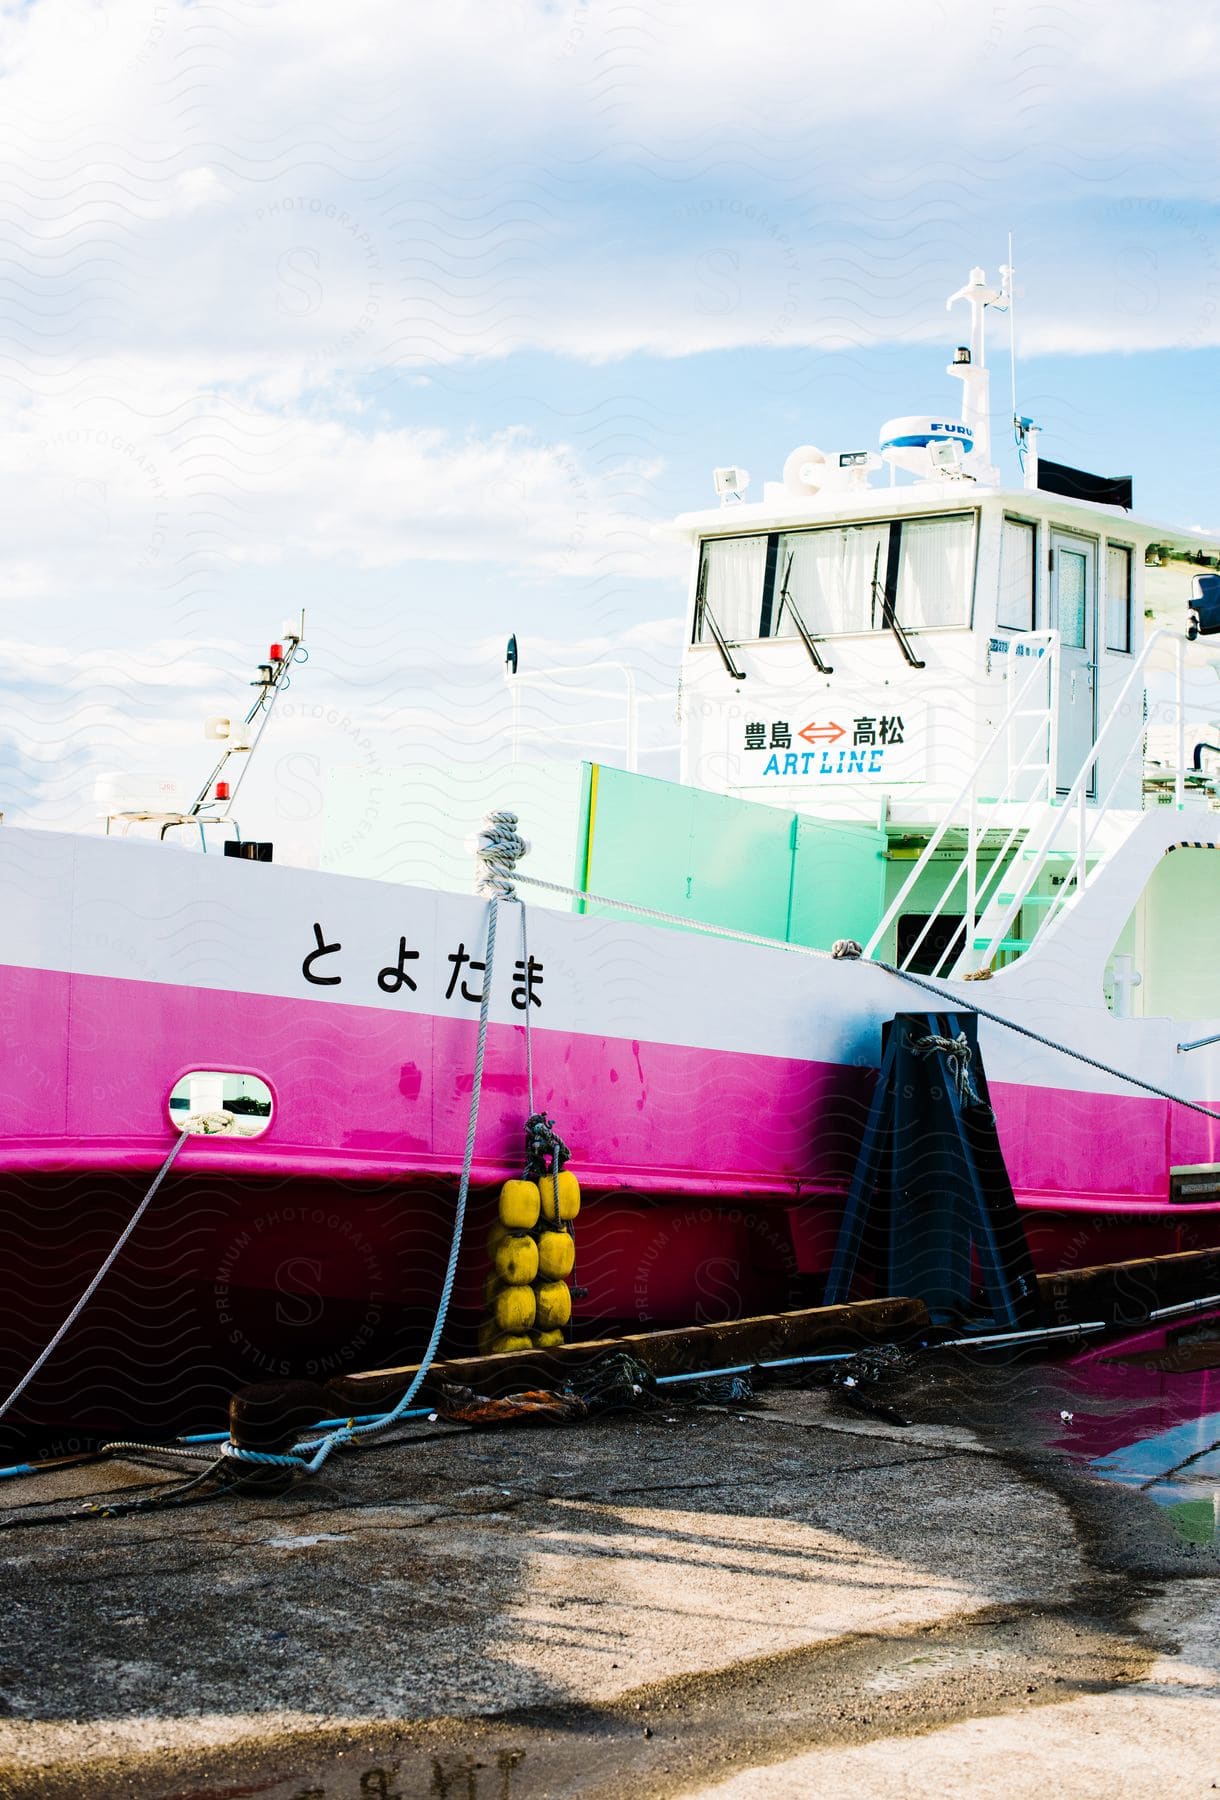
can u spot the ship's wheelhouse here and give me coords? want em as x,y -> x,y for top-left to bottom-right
678,488 -> 1166,820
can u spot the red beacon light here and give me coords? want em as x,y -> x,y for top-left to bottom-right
215,780 -> 231,801
269,642 -> 284,662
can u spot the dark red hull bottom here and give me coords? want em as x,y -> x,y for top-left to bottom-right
2,1169 -> 1218,1451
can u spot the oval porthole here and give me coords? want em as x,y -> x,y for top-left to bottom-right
168,1071 -> 273,1138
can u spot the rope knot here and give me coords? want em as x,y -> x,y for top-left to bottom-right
524,1110 -> 570,1180
476,810 -> 530,900
832,939 -> 863,960
909,1029 -> 982,1109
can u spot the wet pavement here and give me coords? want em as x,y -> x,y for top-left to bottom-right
1046,1310 -> 1220,1548
0,1335 -> 1216,1798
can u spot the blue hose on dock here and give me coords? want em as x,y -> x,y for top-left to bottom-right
222,884 -> 508,1478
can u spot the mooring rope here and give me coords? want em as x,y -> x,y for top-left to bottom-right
0,1130 -> 191,1428
476,810 -> 529,901
222,812 -> 531,1477
877,960 -> 1220,1124
520,899 -> 535,1117
1,812 -> 535,1495
223,899 -> 500,1475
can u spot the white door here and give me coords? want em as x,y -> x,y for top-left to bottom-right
1050,531 -> 1097,794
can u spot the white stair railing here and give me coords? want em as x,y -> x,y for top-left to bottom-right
899,657 -> 1066,975
862,632 -> 1058,967
968,630 -> 1183,970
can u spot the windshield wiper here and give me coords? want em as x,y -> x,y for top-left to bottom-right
694,561 -> 747,680
775,552 -> 833,674
870,542 -> 926,669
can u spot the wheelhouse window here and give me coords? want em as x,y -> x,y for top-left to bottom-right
694,534 -> 768,643
996,516 -> 1037,631
894,514 -> 976,628
1105,543 -> 1133,652
774,522 -> 889,636
691,511 -> 977,649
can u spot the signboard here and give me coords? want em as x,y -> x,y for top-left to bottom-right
732,702 -> 929,784
987,637 -> 1046,661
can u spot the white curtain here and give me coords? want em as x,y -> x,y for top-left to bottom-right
700,535 -> 767,642
774,523 -> 889,636
997,517 -> 1036,631
896,514 -> 974,628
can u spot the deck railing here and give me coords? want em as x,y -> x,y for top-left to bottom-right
861,631 -> 1059,969
505,662 -> 678,773
864,630 -> 1190,976
971,631 -> 1185,967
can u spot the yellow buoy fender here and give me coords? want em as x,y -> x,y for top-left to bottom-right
535,1279 -> 572,1330
537,1229 -> 575,1280
491,1333 -> 534,1355
499,1178 -> 541,1230
494,1283 -> 537,1334
540,1170 -> 580,1223
533,1328 -> 565,1348
494,1233 -> 539,1286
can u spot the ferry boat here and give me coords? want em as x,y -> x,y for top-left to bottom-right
3,260 -> 1220,1435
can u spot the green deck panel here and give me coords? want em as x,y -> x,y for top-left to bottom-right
572,761 -> 595,915
576,763 -> 886,948
788,814 -> 889,949
579,763 -> 794,936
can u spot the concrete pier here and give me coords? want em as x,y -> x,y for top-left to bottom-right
0,1360 -> 1215,1797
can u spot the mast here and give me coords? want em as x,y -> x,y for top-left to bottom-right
946,264 -> 1011,480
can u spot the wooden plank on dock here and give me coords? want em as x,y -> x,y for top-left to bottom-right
336,1248 -> 1220,1411
1038,1245 -> 1220,1327
343,1295 -> 930,1402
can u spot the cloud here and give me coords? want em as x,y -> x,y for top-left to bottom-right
0,383 -> 676,618
0,0 -> 1218,385
3,0 -> 1220,851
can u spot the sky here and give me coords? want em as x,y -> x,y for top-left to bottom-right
3,0 -> 1220,863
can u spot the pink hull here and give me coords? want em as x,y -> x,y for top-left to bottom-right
1,961 -> 869,1195
3,959 -> 1220,1216
3,957 -> 1220,1436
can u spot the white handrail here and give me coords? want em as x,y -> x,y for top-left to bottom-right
862,631 -> 1058,962
1175,634 -> 1186,810
1032,634 -> 1186,945
897,694 -> 1061,975
506,662 -> 647,772
971,628 -> 1175,968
